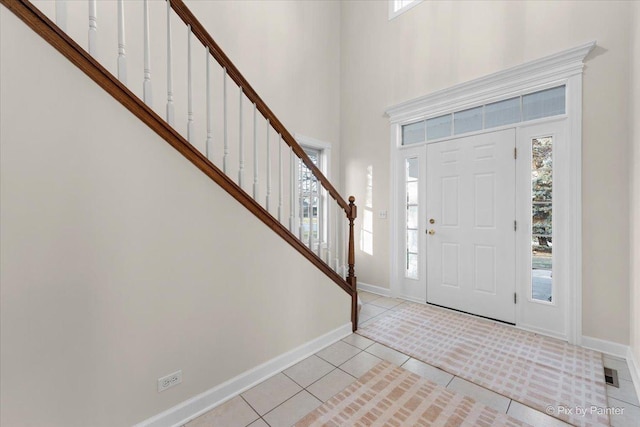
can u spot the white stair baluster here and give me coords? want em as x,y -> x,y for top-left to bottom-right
326,193 -> 332,264
252,103 -> 258,199
55,0 -> 67,32
238,89 -> 244,187
117,0 -> 127,84
187,25 -> 194,142
143,0 -> 152,106
88,0 -> 97,55
223,68 -> 228,174
166,0 -> 174,125
266,120 -> 271,211
334,203 -> 339,271
278,134 -> 283,222
299,182 -> 304,241
309,181 -> 314,249
318,187 -> 324,258
289,146 -> 295,233
205,47 -> 212,159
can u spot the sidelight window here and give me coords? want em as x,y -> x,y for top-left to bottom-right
405,157 -> 419,279
531,136 -> 553,302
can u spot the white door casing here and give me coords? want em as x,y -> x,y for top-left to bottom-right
426,129 -> 516,323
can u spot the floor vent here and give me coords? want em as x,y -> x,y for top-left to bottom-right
604,367 -> 619,388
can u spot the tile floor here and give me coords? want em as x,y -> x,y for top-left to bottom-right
185,292 -> 640,427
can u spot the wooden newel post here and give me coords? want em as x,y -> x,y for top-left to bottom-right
347,196 -> 358,331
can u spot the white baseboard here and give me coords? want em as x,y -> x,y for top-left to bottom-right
581,335 -> 629,359
134,323 -> 352,427
626,347 -> 640,408
517,323 -> 567,342
357,281 -> 392,297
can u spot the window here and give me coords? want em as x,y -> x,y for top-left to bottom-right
299,147 -> 322,246
389,0 -> 423,20
295,134 -> 332,253
401,85 -> 566,145
531,136 -> 553,303
405,157 -> 419,279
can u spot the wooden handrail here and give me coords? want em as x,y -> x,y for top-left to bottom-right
1,0 -> 356,304
169,0 -> 351,216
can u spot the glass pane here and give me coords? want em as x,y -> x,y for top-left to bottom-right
523,86 -> 565,121
405,157 -> 419,279
407,157 -> 419,180
427,114 -> 452,141
305,149 -> 319,165
407,181 -> 418,204
407,205 -> 418,228
485,97 -> 521,128
531,136 -> 553,302
407,229 -> 418,253
407,252 -> 418,279
533,205 -> 552,236
454,106 -> 483,135
402,120 -> 426,145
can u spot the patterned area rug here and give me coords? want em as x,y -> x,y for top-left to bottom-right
358,303 -> 609,427
296,361 -> 531,427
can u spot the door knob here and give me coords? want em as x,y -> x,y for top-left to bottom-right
428,229 -> 435,235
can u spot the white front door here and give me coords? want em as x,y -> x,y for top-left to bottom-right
426,129 -> 516,323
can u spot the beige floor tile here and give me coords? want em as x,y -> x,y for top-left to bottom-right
247,419 -> 269,427
283,355 -> 334,388
358,316 -> 378,328
365,342 -> 410,366
359,304 -> 387,322
315,340 -> 361,366
367,296 -> 404,309
447,377 -> 511,413
263,391 -> 321,427
608,396 -> 640,427
185,396 -> 259,427
390,301 -> 411,311
339,351 -> 383,378
401,358 -> 454,387
341,333 -> 375,350
307,368 -> 357,402
604,356 -> 633,381
607,379 -> 640,406
241,373 -> 302,415
358,291 -> 382,302
506,400 -> 572,427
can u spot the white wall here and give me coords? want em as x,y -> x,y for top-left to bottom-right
630,1 -> 640,368
29,0 -> 343,236
340,0 -> 633,345
0,4 -> 348,427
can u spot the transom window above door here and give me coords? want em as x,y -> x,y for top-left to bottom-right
402,85 -> 566,145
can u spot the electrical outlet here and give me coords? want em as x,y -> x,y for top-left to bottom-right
158,370 -> 182,392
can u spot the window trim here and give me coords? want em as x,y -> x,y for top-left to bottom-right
389,0 -> 424,20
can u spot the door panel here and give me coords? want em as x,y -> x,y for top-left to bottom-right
427,129 -> 516,323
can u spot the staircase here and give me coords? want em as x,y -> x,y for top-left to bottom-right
2,0 -> 358,329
